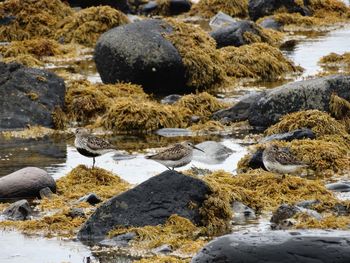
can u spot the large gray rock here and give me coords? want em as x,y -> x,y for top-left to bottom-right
249,0 -> 311,21
0,167 -> 56,199
0,62 -> 65,129
210,20 -> 269,48
94,19 -> 186,94
192,231 -> 350,263
2,199 -> 32,220
78,170 -> 211,243
213,75 -> 350,128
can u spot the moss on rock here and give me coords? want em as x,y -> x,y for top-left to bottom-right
55,6 -> 129,47
221,43 -> 302,80
165,19 -> 228,90
190,0 -> 248,18
0,0 -> 73,41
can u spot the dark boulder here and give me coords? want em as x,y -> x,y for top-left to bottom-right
78,170 -> 211,243
2,199 -> 32,220
94,19 -> 186,94
192,231 -> 350,263
210,20 -> 268,48
249,0 -> 311,21
142,0 -> 192,16
0,167 -> 56,200
0,62 -> 65,129
213,75 -> 350,128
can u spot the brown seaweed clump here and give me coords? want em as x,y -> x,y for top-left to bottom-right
2,54 -> 44,67
0,165 -> 130,237
319,52 -> 350,74
294,213 -> 350,229
65,79 -> 148,124
101,98 -> 186,133
164,19 -> 228,90
134,257 -> 189,263
0,0 -> 73,41
55,6 -> 130,47
329,94 -> 350,132
221,43 -> 302,81
109,215 -> 207,257
190,0 -> 248,18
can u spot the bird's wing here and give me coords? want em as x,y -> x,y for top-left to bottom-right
86,136 -> 116,150
277,148 -> 304,165
146,144 -> 187,161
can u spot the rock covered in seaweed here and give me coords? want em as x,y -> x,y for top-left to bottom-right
0,62 -> 65,129
191,231 -> 350,263
0,167 -> 56,199
214,75 -> 350,127
78,170 -> 211,243
66,0 -> 131,13
190,0 -> 249,18
210,20 -> 278,48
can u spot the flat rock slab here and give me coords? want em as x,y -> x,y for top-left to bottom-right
78,170 -> 211,243
0,167 -> 56,199
192,230 -> 350,263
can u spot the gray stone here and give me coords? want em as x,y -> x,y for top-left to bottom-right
0,62 -> 66,129
68,208 -> 85,218
94,19 -> 187,94
160,94 -> 182,105
99,232 -> 136,247
2,199 -> 32,220
261,128 -> 316,142
259,17 -> 282,30
78,170 -> 211,243
152,244 -> 173,254
0,167 -> 56,199
295,200 -> 320,209
192,231 -> 350,263
209,11 -> 237,31
39,187 -> 54,199
326,182 -> 350,192
213,75 -> 350,128
78,193 -> 102,205
193,141 -> 234,165
210,20 -> 269,48
249,0 -> 311,21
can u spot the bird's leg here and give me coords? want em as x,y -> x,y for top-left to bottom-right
166,166 -> 171,170
92,157 -> 95,169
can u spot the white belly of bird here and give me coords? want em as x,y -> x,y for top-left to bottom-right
265,160 -> 305,174
156,153 -> 193,169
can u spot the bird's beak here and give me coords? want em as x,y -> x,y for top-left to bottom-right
192,146 -> 205,153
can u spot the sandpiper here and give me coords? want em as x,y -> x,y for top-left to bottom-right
74,128 -> 117,168
262,144 -> 307,174
145,141 -> 204,170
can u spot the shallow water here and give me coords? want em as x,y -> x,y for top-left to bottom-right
2,14 -> 350,263
0,231 -> 93,263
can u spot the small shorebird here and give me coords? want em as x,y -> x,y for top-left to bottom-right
262,144 -> 307,174
145,141 -> 204,170
74,128 -> 117,168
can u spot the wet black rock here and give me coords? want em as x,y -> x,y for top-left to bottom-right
213,75 -> 350,128
0,62 -> 65,129
326,182 -> 350,192
0,167 -> 56,199
248,0 -> 311,21
191,231 -> 350,263
94,19 -> 187,94
210,20 -> 267,48
78,170 -> 211,243
160,94 -> 182,105
78,193 -> 102,205
261,128 -> 316,142
2,199 -> 32,221
142,0 -> 191,16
